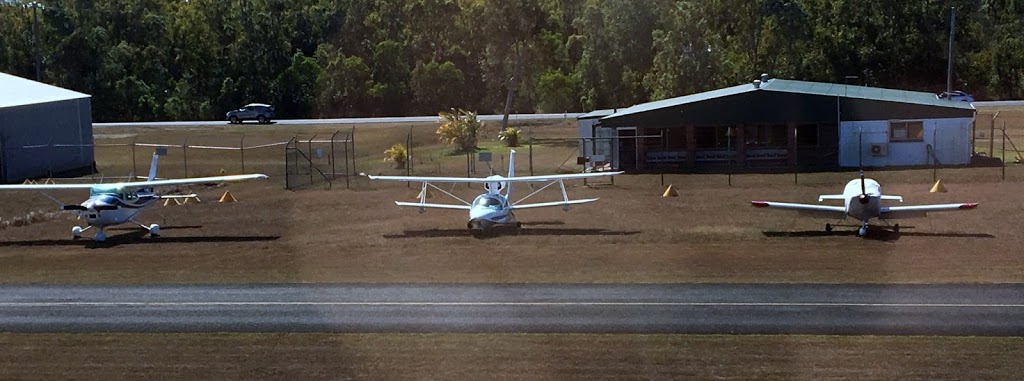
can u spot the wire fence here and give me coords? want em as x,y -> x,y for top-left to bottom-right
285,130 -> 355,190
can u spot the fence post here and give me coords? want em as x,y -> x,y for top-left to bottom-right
1002,123 -> 1007,181
330,130 -> 339,182
284,138 -> 291,189
529,126 -> 534,176
131,136 -> 138,177
308,134 -> 316,186
350,126 -> 356,177
240,134 -> 246,173
182,137 -> 189,177
344,130 -> 351,189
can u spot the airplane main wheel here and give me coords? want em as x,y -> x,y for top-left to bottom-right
149,224 -> 160,237
858,226 -> 868,237
893,224 -> 900,233
95,230 -> 107,242
825,223 -> 833,232
72,226 -> 82,239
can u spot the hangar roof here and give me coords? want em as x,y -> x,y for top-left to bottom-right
0,72 -> 90,109
602,78 -> 974,122
577,109 -> 617,120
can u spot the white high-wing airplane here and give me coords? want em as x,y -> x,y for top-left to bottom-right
368,150 -> 622,231
0,152 -> 268,241
751,169 -> 978,237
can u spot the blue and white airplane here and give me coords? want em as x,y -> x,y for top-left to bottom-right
369,150 -> 622,231
0,152 -> 267,241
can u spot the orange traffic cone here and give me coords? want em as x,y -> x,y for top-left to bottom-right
218,190 -> 237,203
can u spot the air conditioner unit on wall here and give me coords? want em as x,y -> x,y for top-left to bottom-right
870,144 -> 888,156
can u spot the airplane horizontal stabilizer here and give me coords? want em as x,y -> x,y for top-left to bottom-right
394,201 -> 471,210
751,200 -> 846,219
880,203 -> 978,219
817,194 -> 845,202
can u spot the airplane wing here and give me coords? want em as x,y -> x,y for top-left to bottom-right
880,203 -> 978,219
0,174 -> 268,191
368,171 -> 623,183
751,201 -> 847,219
511,198 -> 599,210
394,201 -> 471,210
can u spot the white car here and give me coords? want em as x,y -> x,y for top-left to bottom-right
938,91 -> 973,102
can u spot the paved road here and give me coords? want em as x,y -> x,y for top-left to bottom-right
94,113 -> 584,128
1,283 -> 1022,335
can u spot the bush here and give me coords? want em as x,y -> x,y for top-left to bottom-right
498,127 -> 522,147
384,143 -> 408,169
437,108 -> 484,153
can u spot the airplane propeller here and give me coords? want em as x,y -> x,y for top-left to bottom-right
858,128 -> 868,204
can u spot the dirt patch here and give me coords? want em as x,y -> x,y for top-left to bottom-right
0,333 -> 1019,380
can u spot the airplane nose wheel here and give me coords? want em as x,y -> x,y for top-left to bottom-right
858,226 -> 868,237
149,224 -> 160,237
893,224 -> 900,233
72,226 -> 83,239
94,230 -> 107,242
824,223 -> 832,232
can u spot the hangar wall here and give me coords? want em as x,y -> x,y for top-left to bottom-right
838,117 -> 972,167
0,98 -> 94,182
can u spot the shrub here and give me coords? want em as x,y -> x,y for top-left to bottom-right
384,143 -> 408,169
498,127 -> 522,147
437,108 -> 484,153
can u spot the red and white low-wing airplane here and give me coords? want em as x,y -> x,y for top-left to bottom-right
369,150 -> 622,232
751,170 -> 978,237
0,152 -> 267,241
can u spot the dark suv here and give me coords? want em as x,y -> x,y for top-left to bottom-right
226,103 -> 275,124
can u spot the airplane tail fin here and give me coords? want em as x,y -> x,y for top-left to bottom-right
147,152 -> 159,181
506,149 -> 516,197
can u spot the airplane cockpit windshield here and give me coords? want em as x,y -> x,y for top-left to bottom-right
473,195 -> 504,209
89,187 -> 138,201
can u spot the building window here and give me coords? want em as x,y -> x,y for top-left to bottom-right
797,124 -> 819,147
890,121 -> 924,142
744,125 -> 787,148
695,126 -> 736,150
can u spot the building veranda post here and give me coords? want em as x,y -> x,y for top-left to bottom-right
583,76 -> 975,173
0,72 -> 94,183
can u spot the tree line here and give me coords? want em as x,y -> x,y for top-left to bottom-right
1,0 -> 1022,122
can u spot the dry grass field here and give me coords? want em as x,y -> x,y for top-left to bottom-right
0,120 -> 1021,284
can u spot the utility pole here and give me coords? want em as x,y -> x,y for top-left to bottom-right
28,1 -> 44,82
946,7 -> 956,94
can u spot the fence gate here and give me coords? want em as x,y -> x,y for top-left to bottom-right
285,129 -> 355,190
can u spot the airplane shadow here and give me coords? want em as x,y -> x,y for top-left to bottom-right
107,225 -> 204,231
519,221 -> 566,226
383,227 -> 640,240
0,228 -> 279,249
763,229 -> 995,242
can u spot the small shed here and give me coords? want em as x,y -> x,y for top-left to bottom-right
595,76 -> 975,172
0,72 -> 94,182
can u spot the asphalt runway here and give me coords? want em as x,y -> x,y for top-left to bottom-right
2,283 -> 1023,335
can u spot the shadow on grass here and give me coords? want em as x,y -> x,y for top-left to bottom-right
763,228 -> 995,242
0,227 -> 280,249
384,227 -> 640,240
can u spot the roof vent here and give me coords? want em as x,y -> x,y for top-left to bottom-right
761,73 -> 769,83
753,79 -> 761,88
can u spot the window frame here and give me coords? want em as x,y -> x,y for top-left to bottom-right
889,120 -> 925,143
